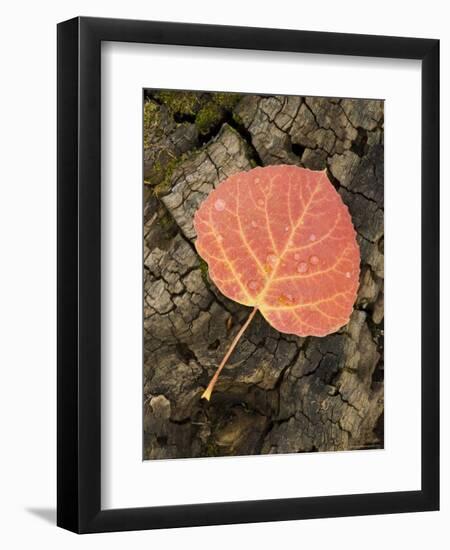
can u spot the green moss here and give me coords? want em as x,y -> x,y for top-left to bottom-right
211,92 -> 241,110
194,94 -> 242,135
198,258 -> 209,282
154,90 -> 241,117
144,98 -> 159,119
143,100 -> 161,148
145,91 -> 244,192
204,438 -> 219,457
148,91 -> 242,138
195,101 -> 223,135
152,152 -> 193,197
154,90 -> 201,115
232,111 -> 244,126
157,210 -> 177,234
153,156 -> 178,196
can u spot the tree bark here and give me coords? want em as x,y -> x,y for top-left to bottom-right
143,92 -> 384,459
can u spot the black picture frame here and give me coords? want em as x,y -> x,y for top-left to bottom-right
57,16 -> 439,533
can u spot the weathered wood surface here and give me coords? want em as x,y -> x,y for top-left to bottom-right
143,91 -> 384,459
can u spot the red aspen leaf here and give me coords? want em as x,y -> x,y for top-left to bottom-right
193,165 -> 360,399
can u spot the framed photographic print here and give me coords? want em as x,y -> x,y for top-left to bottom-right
57,17 -> 439,533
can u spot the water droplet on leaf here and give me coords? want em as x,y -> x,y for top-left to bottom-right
278,293 -> 294,305
297,262 -> 308,273
310,255 -> 319,265
309,233 -> 316,242
214,199 -> 226,211
248,280 -> 259,291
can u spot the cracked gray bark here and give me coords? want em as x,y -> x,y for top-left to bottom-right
143,92 -> 384,459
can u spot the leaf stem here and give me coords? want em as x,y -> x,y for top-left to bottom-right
201,306 -> 258,401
